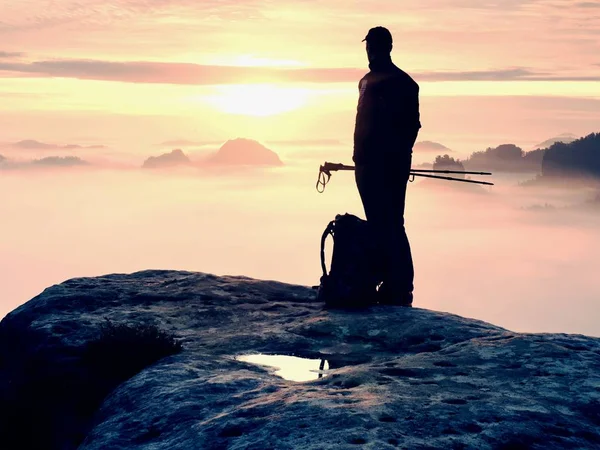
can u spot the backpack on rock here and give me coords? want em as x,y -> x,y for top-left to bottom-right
316,213 -> 382,308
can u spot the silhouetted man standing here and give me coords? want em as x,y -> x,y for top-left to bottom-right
353,26 -> 421,306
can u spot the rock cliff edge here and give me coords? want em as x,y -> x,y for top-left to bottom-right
1,270 -> 599,449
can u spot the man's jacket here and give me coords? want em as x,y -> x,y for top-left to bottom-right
353,62 -> 421,165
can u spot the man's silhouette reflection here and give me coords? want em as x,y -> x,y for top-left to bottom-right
317,354 -> 372,378
353,27 -> 421,306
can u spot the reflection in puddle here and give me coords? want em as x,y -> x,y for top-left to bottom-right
237,354 -> 331,382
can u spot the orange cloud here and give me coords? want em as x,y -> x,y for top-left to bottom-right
1,59 -> 599,85
6,139 -> 106,150
0,51 -> 24,58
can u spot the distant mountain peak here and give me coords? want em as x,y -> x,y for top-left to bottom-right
205,138 -> 283,166
533,133 -> 578,150
414,141 -> 453,152
14,139 -> 55,149
142,149 -> 192,169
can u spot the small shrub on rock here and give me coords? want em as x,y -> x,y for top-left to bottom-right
82,319 -> 183,384
0,319 -> 182,450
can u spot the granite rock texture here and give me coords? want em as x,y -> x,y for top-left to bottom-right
1,270 -> 599,449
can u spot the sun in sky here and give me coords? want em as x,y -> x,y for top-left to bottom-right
199,84 -> 314,117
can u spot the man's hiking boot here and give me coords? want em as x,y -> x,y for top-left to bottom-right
377,285 -> 413,307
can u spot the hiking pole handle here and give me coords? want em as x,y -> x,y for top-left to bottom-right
316,166 -> 331,193
321,162 -> 355,172
317,162 -> 355,193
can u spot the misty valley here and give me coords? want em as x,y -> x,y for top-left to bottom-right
1,133 -> 599,336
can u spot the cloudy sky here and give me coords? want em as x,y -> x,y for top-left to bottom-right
1,0 -> 599,152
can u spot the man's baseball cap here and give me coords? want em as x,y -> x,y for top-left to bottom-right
362,26 -> 393,46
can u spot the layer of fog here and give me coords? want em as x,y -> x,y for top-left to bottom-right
1,153 -> 599,338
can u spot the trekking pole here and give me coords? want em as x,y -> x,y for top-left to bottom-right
316,161 -> 494,193
411,169 -> 492,176
408,172 -> 494,185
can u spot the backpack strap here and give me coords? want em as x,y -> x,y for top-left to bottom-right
320,220 -> 335,278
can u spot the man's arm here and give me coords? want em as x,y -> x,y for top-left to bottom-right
353,76 -> 368,163
386,77 -> 421,132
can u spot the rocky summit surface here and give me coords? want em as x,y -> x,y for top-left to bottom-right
1,270 -> 600,450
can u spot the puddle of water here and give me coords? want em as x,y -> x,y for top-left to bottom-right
237,354 -> 331,382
